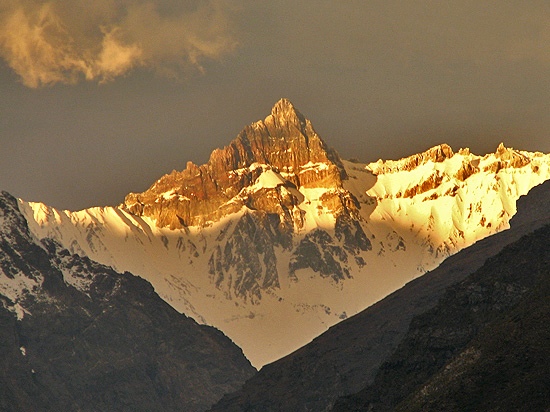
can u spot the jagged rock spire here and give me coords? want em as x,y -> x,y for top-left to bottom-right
232,98 -> 338,172
265,98 -> 307,131
123,99 -> 346,228
494,142 -> 530,168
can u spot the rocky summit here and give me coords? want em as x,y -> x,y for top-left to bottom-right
19,99 -> 550,367
123,98 -> 348,229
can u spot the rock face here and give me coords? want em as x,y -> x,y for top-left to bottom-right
0,192 -> 255,412
20,99 -> 550,367
123,98 -> 347,229
333,223 -> 550,411
209,180 -> 550,412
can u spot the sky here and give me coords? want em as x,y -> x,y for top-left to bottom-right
1,0 -> 549,211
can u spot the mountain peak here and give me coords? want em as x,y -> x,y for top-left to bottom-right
122,99 -> 345,228
492,142 -> 530,168
262,98 -> 308,133
269,98 -> 301,119
272,97 -> 296,112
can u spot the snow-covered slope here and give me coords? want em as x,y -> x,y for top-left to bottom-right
19,100 -> 550,367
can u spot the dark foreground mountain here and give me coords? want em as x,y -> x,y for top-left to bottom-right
210,180 -> 550,411
333,221 -> 550,411
0,192 -> 255,412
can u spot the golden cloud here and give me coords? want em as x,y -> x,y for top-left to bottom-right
0,0 -> 237,87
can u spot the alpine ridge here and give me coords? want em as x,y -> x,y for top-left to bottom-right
18,99 -> 550,367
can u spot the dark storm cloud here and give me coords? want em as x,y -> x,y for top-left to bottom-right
1,1 -> 549,210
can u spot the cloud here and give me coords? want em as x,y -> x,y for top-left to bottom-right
0,0 -> 237,87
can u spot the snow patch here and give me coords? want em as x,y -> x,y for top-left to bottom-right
253,169 -> 286,189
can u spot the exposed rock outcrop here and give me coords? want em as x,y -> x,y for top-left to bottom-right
483,142 -> 532,173
208,212 -> 290,303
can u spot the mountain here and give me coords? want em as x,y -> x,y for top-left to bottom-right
209,179 -> 550,411
0,191 -> 254,412
332,213 -> 550,411
18,99 -> 550,367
